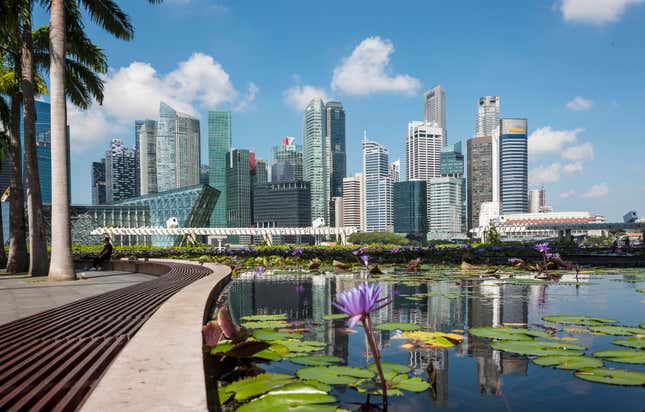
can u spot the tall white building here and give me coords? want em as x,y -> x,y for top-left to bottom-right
389,160 -> 400,183
303,98 -> 330,225
476,96 -> 500,137
136,119 -> 158,195
424,85 -> 446,130
363,136 -> 393,232
428,176 -> 465,238
342,173 -> 364,230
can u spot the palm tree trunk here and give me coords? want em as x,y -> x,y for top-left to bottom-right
47,0 -> 74,281
22,8 -> 49,277
6,92 -> 27,274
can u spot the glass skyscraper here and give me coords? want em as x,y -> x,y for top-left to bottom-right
226,149 -> 251,229
272,137 -> 303,181
476,96 -> 500,137
393,180 -> 427,234
499,119 -> 528,214
105,139 -> 138,203
363,136 -> 392,232
208,111 -> 232,227
440,142 -> 464,177
136,119 -> 158,195
424,85 -> 446,130
466,136 -> 493,230
91,160 -> 106,205
325,101 -> 346,197
303,98 -> 329,225
156,102 -> 200,193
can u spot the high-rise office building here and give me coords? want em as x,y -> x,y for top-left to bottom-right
271,161 -> 294,183
428,176 -> 465,237
499,118 -> 528,214
208,110 -> 232,227
476,96 -> 500,137
253,181 -> 311,228
435,141 -> 466,235
91,159 -> 107,205
200,164 -> 210,185
226,149 -> 251,229
440,142 -> 464,177
272,137 -> 303,181
424,85 -> 446,130
342,173 -> 364,230
254,159 -> 269,186
467,136 -> 493,230
389,160 -> 400,183
156,102 -> 200,192
363,136 -> 393,232
303,98 -> 329,224
393,180 -> 427,234
326,101 -> 346,197
528,187 -> 546,213
406,121 -> 444,223
105,139 -> 138,203
136,119 -> 158,195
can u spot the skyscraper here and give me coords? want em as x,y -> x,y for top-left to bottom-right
326,101 -> 346,197
499,118 -> 528,214
406,121 -> 444,223
105,139 -> 138,203
393,180 -> 427,235
91,159 -> 106,205
156,102 -> 200,193
389,160 -> 400,183
428,177 -> 465,236
424,85 -> 446,130
136,119 -> 158,195
226,149 -> 251,229
272,137 -> 303,181
253,181 -> 311,228
303,98 -> 329,224
528,187 -> 546,213
363,136 -> 393,232
467,136 -> 493,230
342,174 -> 364,230
476,96 -> 500,137
208,110 -> 232,227
440,142 -> 464,177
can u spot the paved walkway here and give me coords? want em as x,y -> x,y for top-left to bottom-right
0,271 -> 156,325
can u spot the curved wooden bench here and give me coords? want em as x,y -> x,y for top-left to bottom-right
0,260 -> 212,412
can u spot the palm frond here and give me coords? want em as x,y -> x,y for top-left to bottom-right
64,58 -> 104,108
78,0 -> 134,40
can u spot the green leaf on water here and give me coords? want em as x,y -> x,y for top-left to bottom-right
296,365 -> 375,385
593,349 -> 645,364
253,329 -> 303,341
491,340 -> 585,356
210,340 -> 233,354
612,337 -> 645,349
290,355 -> 343,366
241,314 -> 288,321
241,320 -> 290,329
469,326 -> 550,341
532,355 -> 603,370
587,325 -> 645,336
391,375 -> 431,392
574,367 -> 645,386
322,313 -> 349,320
278,340 -> 327,353
236,383 -> 337,412
542,315 -> 618,326
367,362 -> 411,375
374,322 -> 421,331
220,373 -> 294,401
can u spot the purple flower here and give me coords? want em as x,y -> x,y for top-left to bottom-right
231,256 -> 238,263
333,283 -> 388,327
545,252 -> 560,259
460,244 -> 472,250
291,247 -> 305,256
360,255 -> 370,266
256,266 -> 266,275
390,247 -> 401,254
534,243 -> 550,254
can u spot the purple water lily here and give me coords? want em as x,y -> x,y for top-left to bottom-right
360,255 -> 370,266
390,247 -> 401,254
545,252 -> 561,259
291,247 -> 305,256
333,283 -> 385,327
534,242 -> 550,254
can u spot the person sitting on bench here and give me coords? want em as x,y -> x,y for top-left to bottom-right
92,237 -> 113,270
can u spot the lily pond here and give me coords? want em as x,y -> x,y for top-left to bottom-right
207,266 -> 645,411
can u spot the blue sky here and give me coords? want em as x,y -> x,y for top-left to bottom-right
34,0 -> 645,220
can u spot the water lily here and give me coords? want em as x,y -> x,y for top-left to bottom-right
291,247 -> 305,256
360,255 -> 370,267
534,242 -> 550,254
390,246 -> 401,254
256,266 -> 266,275
546,252 -> 561,259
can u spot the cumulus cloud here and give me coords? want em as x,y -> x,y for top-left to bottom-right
331,36 -> 421,96
560,190 -> 575,199
566,96 -> 593,111
282,84 -> 330,111
528,126 -> 584,155
563,142 -> 594,161
563,161 -> 584,174
560,0 -> 644,24
68,53 -> 247,152
582,183 -> 609,198
530,163 -> 562,185
235,83 -> 259,111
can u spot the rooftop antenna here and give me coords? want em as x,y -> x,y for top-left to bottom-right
363,130 -> 367,142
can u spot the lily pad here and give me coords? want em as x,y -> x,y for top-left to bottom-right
593,349 -> 645,364
241,314 -> 288,321
253,329 -> 303,341
220,373 -> 294,401
469,326 -> 550,341
296,365 -> 375,385
491,340 -> 584,356
401,331 -> 464,348
574,368 -> 645,386
290,355 -> 343,366
367,362 -> 411,375
533,355 -> 603,370
391,375 -> 431,392
236,383 -> 337,412
278,340 -> 327,353
612,337 -> 645,349
322,313 -> 349,320
587,325 -> 645,336
374,322 -> 421,331
542,315 -> 617,326
241,320 -> 290,329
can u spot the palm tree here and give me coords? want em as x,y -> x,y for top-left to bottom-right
0,84 -> 11,268
47,0 -> 162,280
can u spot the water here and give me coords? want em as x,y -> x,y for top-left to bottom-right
221,268 -> 645,411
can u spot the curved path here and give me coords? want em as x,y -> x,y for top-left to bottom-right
0,260 -> 217,412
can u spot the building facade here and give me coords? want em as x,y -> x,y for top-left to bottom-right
326,101 -> 346,197
105,139 -> 138,203
342,174 -> 364,230
467,136 -> 493,230
253,181 -> 312,228
91,160 -> 106,205
476,96 -> 500,137
393,180 -> 428,234
528,188 -> 546,213
156,102 -> 200,192
272,137 -> 303,181
363,137 -> 393,232
428,176 -> 465,237
226,149 -> 252,229
303,98 -> 329,225
499,118 -> 528,214
208,110 -> 232,227
136,119 -> 158,195
424,85 -> 446,130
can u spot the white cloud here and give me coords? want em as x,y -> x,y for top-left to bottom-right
331,36 -> 420,96
582,183 -> 609,198
563,161 -> 584,174
528,126 -> 584,155
530,163 -> 562,185
235,83 -> 259,112
560,190 -> 575,199
282,84 -> 330,111
566,96 -> 593,111
68,53 -> 246,152
562,142 -> 594,161
560,0 -> 644,24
